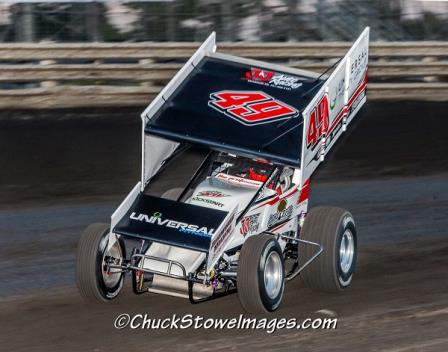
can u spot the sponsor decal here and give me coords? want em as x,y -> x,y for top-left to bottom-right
268,199 -> 293,228
129,211 -> 214,237
216,172 -> 263,188
244,67 -> 303,90
197,190 -> 230,197
210,212 -> 236,257
240,213 -> 261,236
191,196 -> 225,208
207,207 -> 237,271
278,199 -> 287,212
208,90 -> 298,126
306,95 -> 329,149
329,78 -> 345,111
350,49 -> 368,86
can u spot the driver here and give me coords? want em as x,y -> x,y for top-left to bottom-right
248,167 -> 269,182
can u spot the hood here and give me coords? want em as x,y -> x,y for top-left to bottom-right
189,176 -> 259,212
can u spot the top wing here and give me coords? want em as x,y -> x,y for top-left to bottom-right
143,55 -> 321,166
139,28 -> 369,191
141,33 -> 325,173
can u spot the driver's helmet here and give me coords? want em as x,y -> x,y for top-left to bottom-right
248,167 -> 269,182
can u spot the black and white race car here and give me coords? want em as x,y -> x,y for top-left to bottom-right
76,28 -> 369,313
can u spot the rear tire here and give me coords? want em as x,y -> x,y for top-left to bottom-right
237,234 -> 285,313
76,223 -> 124,302
299,207 -> 357,292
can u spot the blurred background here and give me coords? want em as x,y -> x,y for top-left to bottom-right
1,0 -> 447,43
0,0 -> 446,108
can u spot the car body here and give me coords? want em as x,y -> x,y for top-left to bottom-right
76,27 -> 370,312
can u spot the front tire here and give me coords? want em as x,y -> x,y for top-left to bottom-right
76,223 -> 124,302
237,234 -> 285,313
299,207 -> 357,292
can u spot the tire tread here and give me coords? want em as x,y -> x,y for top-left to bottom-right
299,207 -> 352,292
75,223 -> 110,302
237,234 -> 282,313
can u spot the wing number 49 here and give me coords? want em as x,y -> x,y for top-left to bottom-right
208,91 -> 298,126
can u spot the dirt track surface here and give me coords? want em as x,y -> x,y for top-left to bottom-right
0,102 -> 447,351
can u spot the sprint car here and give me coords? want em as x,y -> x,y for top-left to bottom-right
76,28 -> 369,313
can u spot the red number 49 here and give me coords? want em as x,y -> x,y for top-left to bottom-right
208,91 -> 298,126
307,95 -> 329,147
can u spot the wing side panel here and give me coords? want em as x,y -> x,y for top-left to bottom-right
300,27 -> 370,184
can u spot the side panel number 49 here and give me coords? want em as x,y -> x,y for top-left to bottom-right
307,95 -> 329,148
208,91 -> 298,126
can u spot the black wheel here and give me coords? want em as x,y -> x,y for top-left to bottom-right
237,234 -> 285,313
299,207 -> 357,292
76,223 -> 124,302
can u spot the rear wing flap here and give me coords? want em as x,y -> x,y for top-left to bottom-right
300,27 -> 370,184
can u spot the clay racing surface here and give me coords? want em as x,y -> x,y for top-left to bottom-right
0,102 -> 447,351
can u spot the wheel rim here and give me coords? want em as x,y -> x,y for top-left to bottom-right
99,235 -> 123,289
263,251 -> 283,299
339,229 -> 355,274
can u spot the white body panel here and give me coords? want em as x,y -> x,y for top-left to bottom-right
301,27 -> 369,184
189,176 -> 259,212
